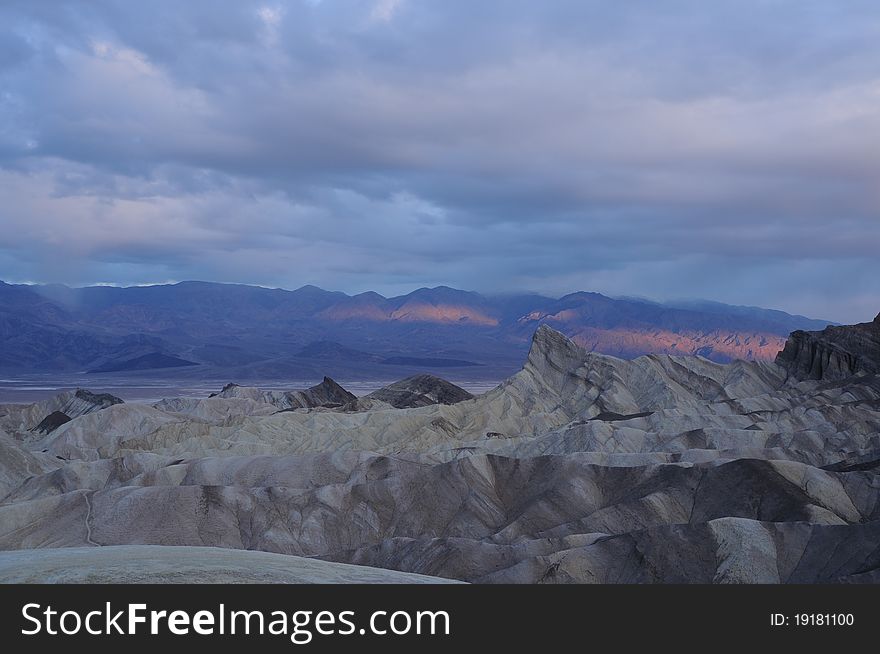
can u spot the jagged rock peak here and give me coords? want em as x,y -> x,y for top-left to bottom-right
72,389 -> 125,408
209,382 -> 239,398
526,324 -> 592,375
529,324 -> 582,358
213,378 -> 357,410
775,314 -> 880,381
303,377 -> 357,406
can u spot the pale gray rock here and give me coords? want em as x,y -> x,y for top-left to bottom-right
0,431 -> 53,498
0,546 -> 462,584
0,388 -> 123,436
154,396 -> 278,420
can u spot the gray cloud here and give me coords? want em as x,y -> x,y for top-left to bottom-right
0,1 -> 878,322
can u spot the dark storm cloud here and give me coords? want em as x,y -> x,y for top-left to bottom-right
0,1 -> 878,322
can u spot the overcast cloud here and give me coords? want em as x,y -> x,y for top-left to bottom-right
0,1 -> 878,321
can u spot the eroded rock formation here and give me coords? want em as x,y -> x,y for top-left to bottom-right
2,320 -> 879,583
365,375 -> 474,408
211,377 -> 357,411
776,313 -> 880,380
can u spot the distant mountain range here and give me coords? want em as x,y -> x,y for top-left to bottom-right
0,280 -> 833,379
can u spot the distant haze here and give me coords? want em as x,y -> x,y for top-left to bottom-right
0,2 -> 878,323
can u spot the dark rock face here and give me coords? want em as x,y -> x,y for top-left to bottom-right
776,314 -> 880,381
40,389 -> 123,429
590,411 -> 654,422
31,411 -> 71,435
288,377 -> 357,409
72,389 -> 125,409
367,374 -> 474,408
212,378 -> 357,410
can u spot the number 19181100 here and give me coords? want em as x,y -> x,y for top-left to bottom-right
794,614 -> 854,626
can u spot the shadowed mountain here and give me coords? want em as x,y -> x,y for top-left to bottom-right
87,352 -> 199,373
380,356 -> 481,367
296,341 -> 381,362
776,312 -> 880,381
0,280 -> 836,376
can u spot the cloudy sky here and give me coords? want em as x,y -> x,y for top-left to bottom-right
1,1 -> 878,322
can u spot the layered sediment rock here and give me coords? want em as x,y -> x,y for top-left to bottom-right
365,374 -> 474,408
776,313 -> 880,381
212,377 -> 357,410
0,388 -> 123,436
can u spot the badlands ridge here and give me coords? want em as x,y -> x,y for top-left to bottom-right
1,315 -> 879,583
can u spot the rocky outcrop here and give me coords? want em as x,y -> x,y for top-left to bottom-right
288,376 -> 358,409
0,388 -> 123,435
776,312 -> 880,380
213,377 -> 357,411
365,374 -> 474,408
